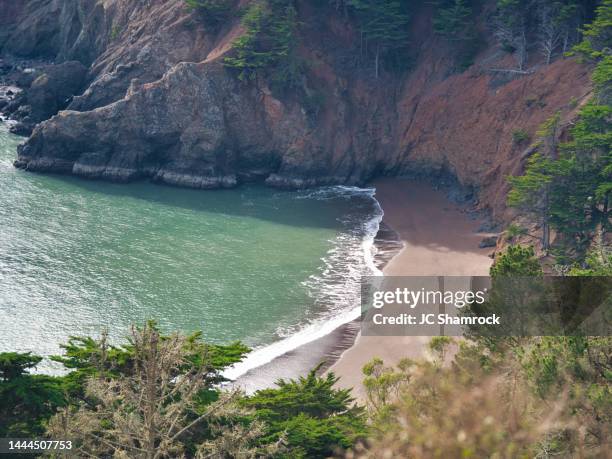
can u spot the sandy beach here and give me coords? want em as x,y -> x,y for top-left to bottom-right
328,178 -> 494,399
234,177 -> 494,394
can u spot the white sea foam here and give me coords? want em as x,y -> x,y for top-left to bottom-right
223,186 -> 383,381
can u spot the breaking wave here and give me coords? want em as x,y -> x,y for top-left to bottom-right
223,186 -> 383,381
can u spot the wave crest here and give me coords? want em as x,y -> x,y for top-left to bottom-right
223,186 -> 383,382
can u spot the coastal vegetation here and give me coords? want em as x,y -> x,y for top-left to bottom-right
348,0 -> 411,77
508,0 -> 611,258
223,0 -> 301,86
433,0 -> 482,69
1,323 -> 366,457
3,265 -> 610,459
193,0 -> 599,80
185,0 -> 232,25
353,246 -> 611,458
242,367 -> 367,457
0,0 -> 610,457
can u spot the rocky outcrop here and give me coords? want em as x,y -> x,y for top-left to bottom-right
2,0 -> 593,221
3,60 -> 88,135
28,61 -> 87,119
15,61 -> 371,187
0,0 -> 109,64
479,235 -> 498,248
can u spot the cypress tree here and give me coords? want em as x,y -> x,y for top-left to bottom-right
349,0 -> 410,77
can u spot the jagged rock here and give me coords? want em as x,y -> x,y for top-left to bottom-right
15,69 -> 38,88
479,236 -> 498,248
9,121 -> 34,136
15,61 -> 366,188
0,0 -> 109,64
26,61 -> 88,121
478,220 -> 501,233
0,61 -> 86,125
2,0 -> 594,216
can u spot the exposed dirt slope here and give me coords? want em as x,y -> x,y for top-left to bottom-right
1,0 -> 592,221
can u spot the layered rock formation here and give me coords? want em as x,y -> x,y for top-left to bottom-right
1,0 -> 593,220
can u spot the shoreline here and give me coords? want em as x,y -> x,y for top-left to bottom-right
233,177 -> 494,394
328,178 -> 495,399
230,200 -> 401,393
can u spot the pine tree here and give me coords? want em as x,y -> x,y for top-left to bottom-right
243,365 -> 367,457
553,104 -> 612,238
433,0 -> 473,41
572,0 -> 612,61
0,352 -> 66,436
490,245 -> 543,277
184,0 -> 231,25
348,0 -> 410,78
494,0 -> 531,70
46,322 -> 266,458
224,0 -> 299,85
508,153 -> 556,251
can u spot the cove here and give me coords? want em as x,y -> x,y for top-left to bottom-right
0,125 -> 381,374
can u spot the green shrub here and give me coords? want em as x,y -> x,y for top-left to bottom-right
110,24 -> 121,40
506,223 -> 528,240
243,366 -> 367,458
490,245 -> 543,277
224,0 -> 299,86
512,128 -> 530,144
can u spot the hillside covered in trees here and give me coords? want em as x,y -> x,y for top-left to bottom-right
0,0 -> 599,220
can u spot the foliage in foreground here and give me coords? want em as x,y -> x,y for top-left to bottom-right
0,353 -> 65,437
0,322 -> 366,458
353,336 -> 611,458
351,245 -> 611,458
243,365 -> 367,458
46,323 -> 266,458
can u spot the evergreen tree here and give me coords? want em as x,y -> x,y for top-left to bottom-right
572,0 -> 612,61
552,104 -> 612,238
46,322 -> 265,458
433,0 -> 473,41
433,0 -> 481,69
508,112 -> 565,252
494,0 -> 531,70
185,0 -> 232,25
508,153 -> 556,252
243,366 -> 367,458
348,0 -> 410,78
224,0 -> 299,85
509,105 -> 610,254
0,352 -> 66,436
490,245 -> 543,277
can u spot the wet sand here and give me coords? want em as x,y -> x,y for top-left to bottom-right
327,178 -> 494,400
234,177 -> 493,395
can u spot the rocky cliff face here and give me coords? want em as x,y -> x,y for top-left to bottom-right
1,0 -> 592,220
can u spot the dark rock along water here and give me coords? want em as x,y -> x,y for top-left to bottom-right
0,125 -> 381,374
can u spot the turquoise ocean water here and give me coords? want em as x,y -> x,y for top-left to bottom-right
0,124 -> 381,376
